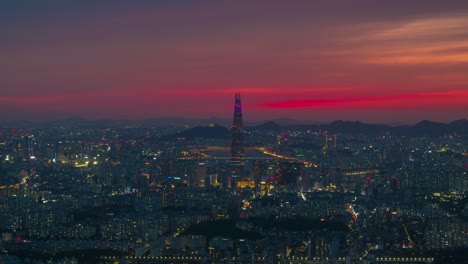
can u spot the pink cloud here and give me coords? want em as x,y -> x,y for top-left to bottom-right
256,90 -> 468,110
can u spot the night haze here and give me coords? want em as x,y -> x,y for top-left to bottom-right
1,1 -> 468,123
1,3 -> 468,261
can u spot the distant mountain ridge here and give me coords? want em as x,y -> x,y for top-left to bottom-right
159,124 -> 229,141
159,119 -> 468,141
247,119 -> 468,137
0,118 -> 467,137
0,117 -> 231,129
247,121 -> 283,132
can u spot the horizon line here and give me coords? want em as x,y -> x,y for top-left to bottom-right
0,116 -> 466,126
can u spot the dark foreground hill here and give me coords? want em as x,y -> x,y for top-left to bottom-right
159,124 -> 229,141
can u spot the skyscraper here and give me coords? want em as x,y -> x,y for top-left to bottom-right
230,93 -> 245,187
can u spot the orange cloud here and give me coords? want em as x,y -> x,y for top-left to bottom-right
346,15 -> 468,65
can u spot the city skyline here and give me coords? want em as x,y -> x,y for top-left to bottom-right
1,1 -> 468,123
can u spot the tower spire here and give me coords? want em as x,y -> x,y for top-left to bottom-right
233,93 -> 243,128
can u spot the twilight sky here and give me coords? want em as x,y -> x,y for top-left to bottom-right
1,1 -> 468,123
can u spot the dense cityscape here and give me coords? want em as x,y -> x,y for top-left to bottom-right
0,94 -> 466,264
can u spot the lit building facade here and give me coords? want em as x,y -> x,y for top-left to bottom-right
230,93 -> 246,188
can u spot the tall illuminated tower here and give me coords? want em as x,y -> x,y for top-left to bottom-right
230,93 -> 245,187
